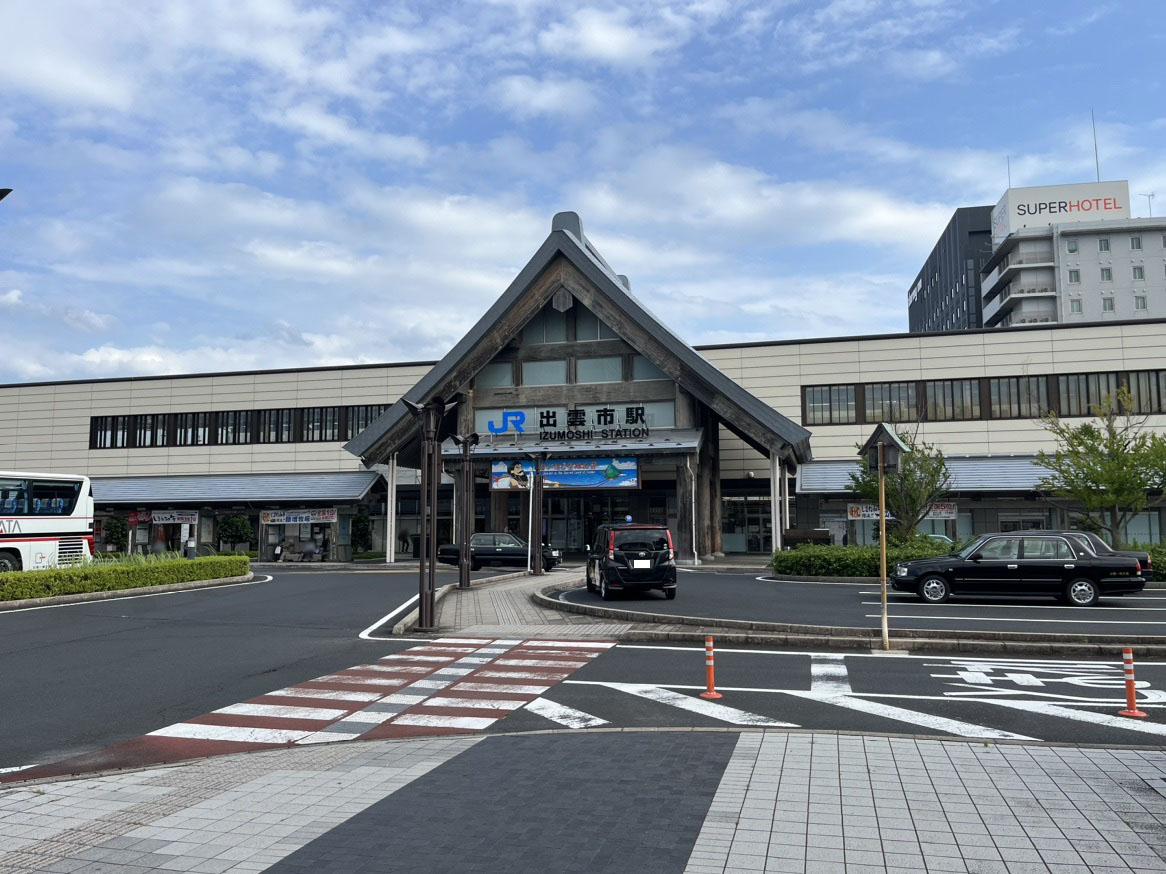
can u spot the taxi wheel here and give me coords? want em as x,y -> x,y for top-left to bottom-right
918,575 -> 950,604
600,577 -> 615,601
471,559 -> 481,572
1065,578 -> 1099,607
586,563 -> 596,591
664,588 -> 677,600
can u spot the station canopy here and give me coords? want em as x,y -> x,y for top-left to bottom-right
345,212 -> 811,469
91,471 -> 381,505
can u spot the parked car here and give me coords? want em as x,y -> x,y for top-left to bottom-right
586,523 -> 677,600
924,533 -> 954,546
1047,530 -> 1153,576
437,532 -> 561,571
892,532 -> 1145,606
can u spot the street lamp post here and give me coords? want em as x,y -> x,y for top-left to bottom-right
405,396 -> 457,631
451,432 -> 479,589
527,453 -> 545,576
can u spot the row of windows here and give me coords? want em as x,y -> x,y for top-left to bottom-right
522,301 -> 620,345
90,404 -> 388,450
1068,265 -> 1160,283
1065,235 -> 1166,254
1069,295 -> 1150,314
0,478 -> 82,516
475,354 -> 667,389
802,369 -> 1166,425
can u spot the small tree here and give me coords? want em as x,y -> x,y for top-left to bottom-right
217,515 -> 254,551
351,513 -> 373,553
849,428 -> 952,541
1037,387 -> 1166,547
103,516 -> 129,552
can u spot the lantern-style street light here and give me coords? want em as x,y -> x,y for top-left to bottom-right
405,396 -> 458,630
859,424 -> 909,651
451,432 -> 479,589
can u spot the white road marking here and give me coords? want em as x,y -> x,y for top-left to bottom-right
381,692 -> 430,705
148,723 -> 312,744
524,697 -> 609,728
381,654 -> 455,662
861,600 -> 1166,611
810,654 -> 852,694
615,644 -> 1166,666
869,614 -> 1166,625
314,675 -> 407,686
477,669 -> 570,680
331,711 -> 397,725
296,730 -> 364,745
523,640 -> 615,649
494,658 -> 587,668
424,697 -> 527,711
372,663 -> 432,673
267,688 -> 384,702
358,594 -> 419,640
0,764 -> 34,774
392,714 -> 497,730
414,646 -> 480,653
600,682 -> 797,727
409,678 -> 457,690
518,649 -> 601,658
214,703 -> 349,720
982,699 -> 1166,736
455,682 -> 553,694
434,637 -> 493,644
783,691 -> 1032,740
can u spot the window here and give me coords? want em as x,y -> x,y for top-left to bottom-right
925,379 -> 980,421
0,478 -> 27,515
1068,269 -> 1080,284
1023,537 -> 1073,560
1136,295 -> 1148,311
989,377 -> 1048,419
631,354 -> 667,381
1102,296 -> 1115,312
522,303 -> 568,344
91,415 -> 130,449
1100,267 -> 1113,282
1133,265 -> 1145,280
175,412 -> 210,446
1070,298 -> 1083,314
474,361 -> 514,388
804,385 -> 857,425
302,407 -> 340,442
346,404 -> 387,439
522,359 -> 567,386
1066,239 -> 1078,253
574,304 -> 618,341
1130,371 -> 1166,414
1131,236 -> 1142,250
1099,238 -> 1110,252
575,356 -> 623,384
979,537 -> 1021,560
135,413 -> 168,448
257,409 -> 293,443
1058,372 -> 1120,416
864,382 -> 917,422
216,410 -> 252,445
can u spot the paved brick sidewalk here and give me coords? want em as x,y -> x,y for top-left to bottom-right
4,730 -> 1166,873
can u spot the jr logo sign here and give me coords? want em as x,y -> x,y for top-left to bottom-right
487,411 -> 526,435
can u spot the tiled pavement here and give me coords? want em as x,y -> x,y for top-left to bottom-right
4,730 -> 1166,873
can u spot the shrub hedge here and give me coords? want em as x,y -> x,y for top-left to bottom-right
0,555 -> 250,602
771,542 -> 954,578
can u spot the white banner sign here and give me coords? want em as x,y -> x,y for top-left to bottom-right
150,510 -> 199,525
260,509 -> 337,525
847,503 -> 956,521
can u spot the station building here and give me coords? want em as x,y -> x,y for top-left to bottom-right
4,212 -> 1166,561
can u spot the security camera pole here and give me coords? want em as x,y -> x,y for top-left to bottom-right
406,396 -> 457,630
451,431 -> 479,589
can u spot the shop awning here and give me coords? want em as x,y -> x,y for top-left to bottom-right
91,471 -> 381,504
797,455 -> 1051,495
441,428 -> 705,459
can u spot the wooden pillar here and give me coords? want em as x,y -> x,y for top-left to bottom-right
697,414 -> 715,560
676,457 -> 698,565
707,420 -> 722,556
770,453 -> 784,552
490,489 -> 508,532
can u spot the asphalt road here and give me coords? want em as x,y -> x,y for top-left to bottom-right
560,570 -> 1166,636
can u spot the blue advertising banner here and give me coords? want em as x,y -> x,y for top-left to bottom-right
490,458 -> 639,490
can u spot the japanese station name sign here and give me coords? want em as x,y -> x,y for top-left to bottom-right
847,502 -> 957,521
487,406 -> 652,441
491,458 -> 639,490
260,508 -> 338,525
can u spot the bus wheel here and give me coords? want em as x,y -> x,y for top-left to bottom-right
0,552 -> 21,573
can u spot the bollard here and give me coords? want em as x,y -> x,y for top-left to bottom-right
1118,647 -> 1147,719
700,635 -> 722,700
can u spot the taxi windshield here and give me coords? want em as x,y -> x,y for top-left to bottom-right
955,537 -> 986,559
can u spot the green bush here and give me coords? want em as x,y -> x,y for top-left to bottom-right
103,516 -> 129,551
772,542 -> 953,578
0,555 -> 250,602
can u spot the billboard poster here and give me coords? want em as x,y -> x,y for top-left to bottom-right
150,510 -> 199,525
260,508 -> 337,524
847,502 -> 956,521
491,458 -> 639,490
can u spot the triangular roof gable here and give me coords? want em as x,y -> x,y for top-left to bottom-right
345,216 -> 812,465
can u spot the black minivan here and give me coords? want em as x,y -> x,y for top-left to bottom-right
586,524 -> 677,600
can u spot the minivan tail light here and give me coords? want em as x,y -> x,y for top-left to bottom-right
665,528 -> 674,561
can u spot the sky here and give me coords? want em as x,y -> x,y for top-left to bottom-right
1,0 -> 1164,383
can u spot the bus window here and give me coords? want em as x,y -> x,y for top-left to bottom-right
0,479 -> 28,515
30,481 -> 81,515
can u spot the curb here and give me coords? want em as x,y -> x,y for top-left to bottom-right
0,573 -> 257,612
533,581 -> 1166,655
391,583 -> 455,635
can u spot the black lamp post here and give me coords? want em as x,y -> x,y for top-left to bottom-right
527,452 -> 545,576
405,396 -> 457,631
451,431 -> 479,589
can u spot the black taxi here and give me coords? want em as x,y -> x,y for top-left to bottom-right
892,532 -> 1145,606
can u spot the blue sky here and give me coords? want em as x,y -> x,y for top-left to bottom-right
1,0 -> 1164,382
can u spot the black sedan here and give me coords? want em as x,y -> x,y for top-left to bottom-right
437,532 -> 561,571
892,532 -> 1145,606
1049,530 -> 1153,575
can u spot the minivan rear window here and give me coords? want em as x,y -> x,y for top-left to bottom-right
613,529 -> 670,551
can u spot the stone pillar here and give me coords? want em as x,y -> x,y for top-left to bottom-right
676,457 -> 698,565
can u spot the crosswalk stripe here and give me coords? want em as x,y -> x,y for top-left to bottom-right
783,691 -> 1032,740
454,682 -> 553,695
599,683 -> 797,727
477,670 -> 569,681
392,714 -> 497,730
494,658 -> 588,668
982,698 -> 1166,736
423,697 -> 527,712
148,723 -> 313,744
524,697 -> 609,728
214,703 -> 350,721
266,688 -> 383,702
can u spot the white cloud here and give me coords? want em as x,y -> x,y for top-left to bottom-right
494,75 -> 598,120
538,7 -> 689,66
268,104 -> 429,163
0,287 -> 116,334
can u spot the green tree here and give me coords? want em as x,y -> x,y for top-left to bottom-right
848,428 -> 952,542
351,513 -> 373,553
217,515 -> 254,550
103,515 -> 129,552
1037,387 -> 1166,547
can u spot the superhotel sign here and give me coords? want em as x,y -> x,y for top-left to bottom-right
992,180 -> 1130,243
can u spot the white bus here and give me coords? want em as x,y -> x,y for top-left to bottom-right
0,471 -> 95,572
